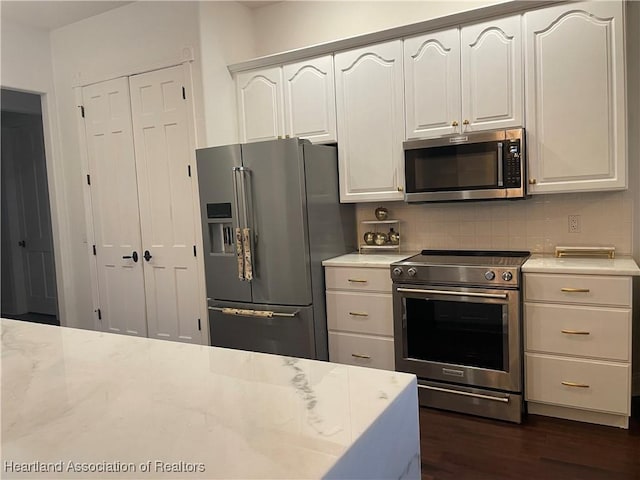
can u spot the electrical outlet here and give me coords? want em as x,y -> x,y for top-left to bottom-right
568,215 -> 581,233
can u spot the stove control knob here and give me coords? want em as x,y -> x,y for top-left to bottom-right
484,271 -> 496,281
407,267 -> 417,277
502,271 -> 513,281
392,267 -> 403,277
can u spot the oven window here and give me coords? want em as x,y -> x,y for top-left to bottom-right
405,141 -> 500,192
405,297 -> 507,371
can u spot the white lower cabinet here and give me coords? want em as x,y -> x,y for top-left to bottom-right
324,263 -> 396,370
524,272 -> 633,428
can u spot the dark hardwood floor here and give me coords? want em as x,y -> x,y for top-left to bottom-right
1,312 -> 59,326
419,398 -> 640,480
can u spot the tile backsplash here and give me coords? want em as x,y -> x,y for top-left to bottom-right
356,190 -> 634,255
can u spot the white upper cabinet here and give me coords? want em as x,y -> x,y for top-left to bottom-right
404,15 -> 522,140
236,56 -> 336,144
335,40 -> 405,203
524,1 -> 626,194
236,66 -> 284,143
404,29 -> 461,139
283,56 -> 337,144
461,16 -> 522,132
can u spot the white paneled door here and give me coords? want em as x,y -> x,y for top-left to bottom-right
129,66 -> 201,343
82,78 -> 147,336
83,66 -> 202,343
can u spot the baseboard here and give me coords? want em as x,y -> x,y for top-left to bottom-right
527,402 -> 629,429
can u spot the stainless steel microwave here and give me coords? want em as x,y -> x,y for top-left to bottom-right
403,128 -> 526,203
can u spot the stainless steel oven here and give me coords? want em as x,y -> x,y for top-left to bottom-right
392,250 -> 530,423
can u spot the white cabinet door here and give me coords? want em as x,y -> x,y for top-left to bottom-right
404,29 -> 461,139
283,55 -> 337,143
82,78 -> 148,337
129,65 -> 202,344
461,15 -> 522,132
236,66 -> 284,143
524,1 -> 626,193
335,40 -> 405,203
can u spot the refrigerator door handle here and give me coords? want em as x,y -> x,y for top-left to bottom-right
208,307 -> 300,318
232,167 -> 245,280
239,167 -> 253,281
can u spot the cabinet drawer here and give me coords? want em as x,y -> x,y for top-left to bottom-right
525,353 -> 630,415
325,267 -> 391,292
328,332 -> 394,371
524,274 -> 631,306
327,291 -> 393,336
525,303 -> 631,361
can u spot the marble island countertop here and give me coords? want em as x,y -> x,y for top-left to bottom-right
1,319 -> 420,479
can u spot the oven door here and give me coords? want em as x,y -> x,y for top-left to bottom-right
393,283 -> 521,392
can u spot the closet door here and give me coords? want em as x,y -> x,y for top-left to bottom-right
82,77 -> 147,336
129,65 -> 201,343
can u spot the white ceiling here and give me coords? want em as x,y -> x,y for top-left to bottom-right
0,1 -> 132,31
0,1 -> 281,31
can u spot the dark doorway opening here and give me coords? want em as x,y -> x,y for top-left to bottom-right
1,89 -> 59,326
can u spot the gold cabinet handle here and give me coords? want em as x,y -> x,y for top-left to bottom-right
463,119 -> 469,125
397,186 -> 403,192
561,288 -> 590,293
561,381 -> 590,388
351,353 -> 371,359
561,329 -> 591,335
529,178 -> 537,185
348,279 -> 368,283
348,312 -> 369,317
451,121 -> 459,127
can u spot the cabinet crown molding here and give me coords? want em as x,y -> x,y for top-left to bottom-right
228,0 -> 564,73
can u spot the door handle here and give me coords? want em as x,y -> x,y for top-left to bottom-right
122,251 -> 139,262
18,240 -> 26,248
143,250 -> 152,262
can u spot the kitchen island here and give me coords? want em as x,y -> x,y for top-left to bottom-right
1,319 -> 420,479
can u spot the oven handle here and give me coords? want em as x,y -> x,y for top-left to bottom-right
396,287 -> 508,300
418,384 -> 510,403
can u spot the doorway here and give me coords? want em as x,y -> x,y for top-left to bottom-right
1,89 -> 59,326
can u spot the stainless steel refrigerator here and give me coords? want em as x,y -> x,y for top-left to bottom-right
196,138 -> 355,360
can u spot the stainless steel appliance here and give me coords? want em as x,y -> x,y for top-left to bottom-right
403,128 -> 526,203
391,250 -> 530,423
196,138 -> 356,360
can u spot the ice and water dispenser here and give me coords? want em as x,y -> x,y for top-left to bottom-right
206,202 -> 234,255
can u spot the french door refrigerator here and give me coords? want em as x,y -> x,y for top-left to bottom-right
196,138 -> 355,360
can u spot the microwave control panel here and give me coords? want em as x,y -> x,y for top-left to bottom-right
504,139 -> 522,187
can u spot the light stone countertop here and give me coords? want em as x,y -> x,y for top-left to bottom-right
522,255 -> 640,276
0,319 -> 420,479
322,252 -> 415,268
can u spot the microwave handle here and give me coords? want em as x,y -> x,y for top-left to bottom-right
497,142 -> 504,187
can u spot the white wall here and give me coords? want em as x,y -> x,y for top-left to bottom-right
49,1 -> 204,330
250,0 -> 503,57
198,1 -> 255,146
0,20 -> 74,326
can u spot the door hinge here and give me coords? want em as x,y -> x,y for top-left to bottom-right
197,318 -> 201,331
187,165 -> 191,177
97,308 -> 102,320
79,105 -> 85,118
87,174 -> 91,185
182,86 -> 186,100
92,245 -> 96,255
193,245 -> 197,257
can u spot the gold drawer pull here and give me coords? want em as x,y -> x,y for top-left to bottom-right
561,288 -> 590,293
561,381 -> 590,388
351,353 -> 371,359
349,312 -> 369,317
561,329 -> 590,335
348,279 -> 368,283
